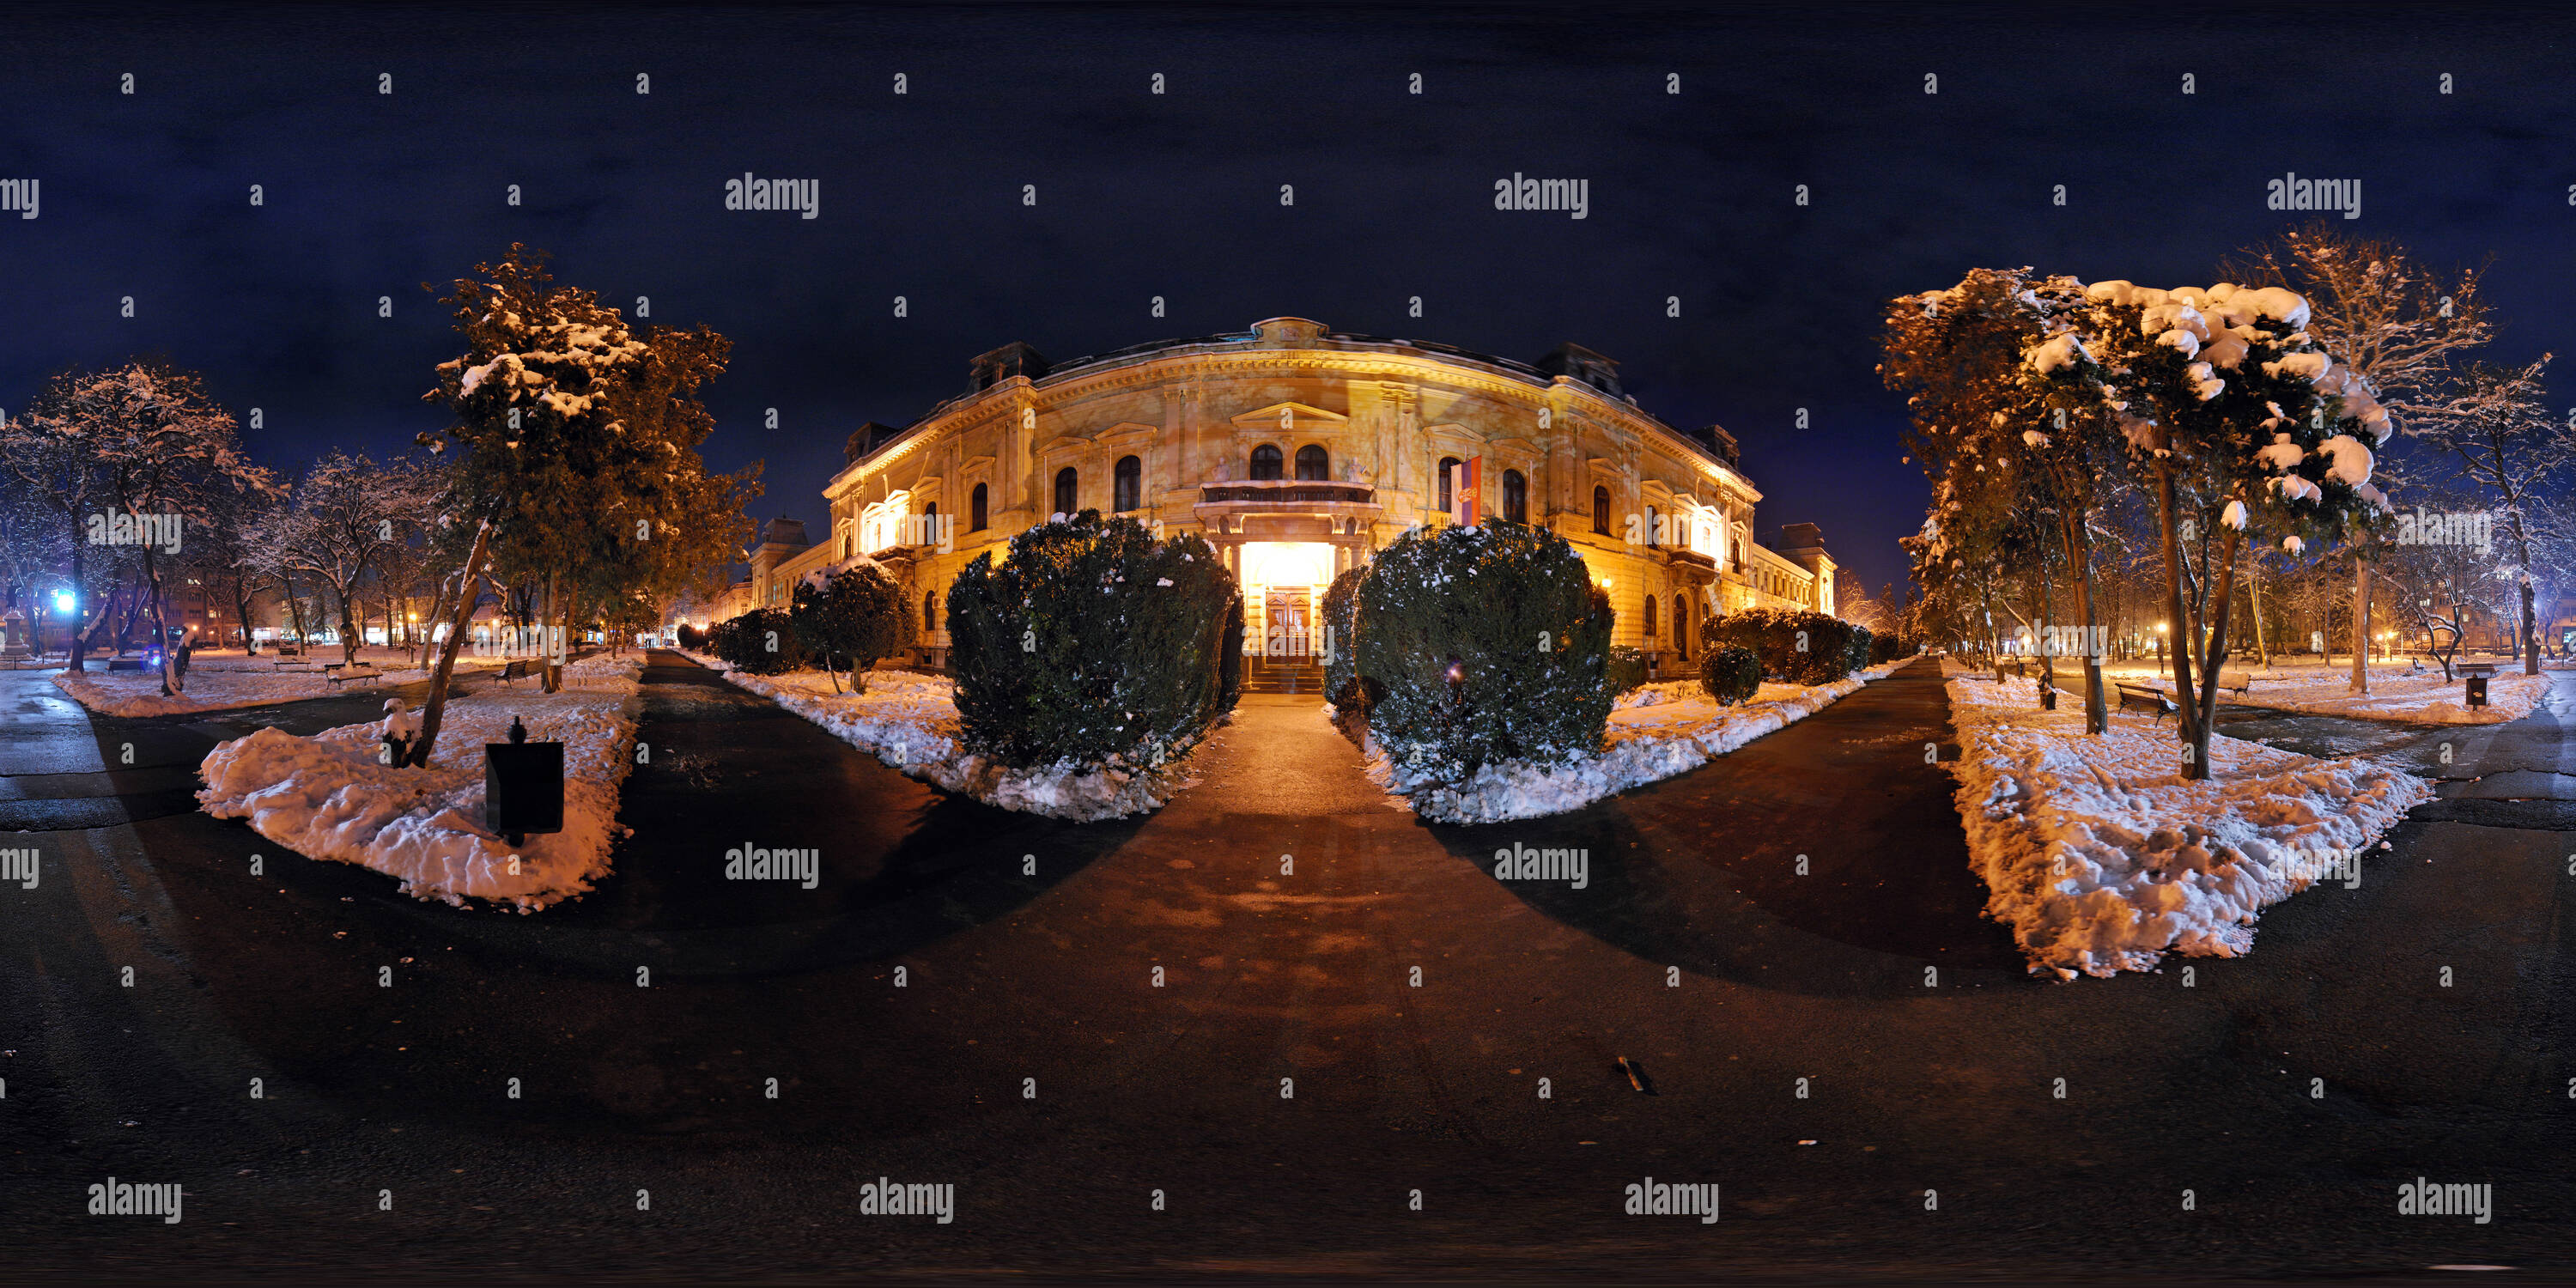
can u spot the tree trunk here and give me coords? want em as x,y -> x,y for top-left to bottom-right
140,545 -> 180,696
2190,526 -> 2245,776
2247,553 -> 2269,668
2348,561 -> 2372,695
407,521 -> 493,769
2156,465 -> 2206,775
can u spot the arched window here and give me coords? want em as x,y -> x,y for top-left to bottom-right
1054,466 -> 1078,517
1674,595 -> 1689,660
1114,455 -> 1141,513
969,483 -> 988,532
1437,456 -> 1461,515
923,589 -> 938,634
1592,485 -> 1611,535
1250,444 -> 1285,481
1295,444 -> 1329,481
1501,470 -> 1528,525
920,501 -> 937,546
1643,594 -> 1657,639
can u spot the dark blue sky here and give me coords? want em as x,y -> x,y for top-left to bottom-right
4,1 -> 2569,596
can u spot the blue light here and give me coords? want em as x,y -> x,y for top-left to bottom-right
52,590 -> 76,613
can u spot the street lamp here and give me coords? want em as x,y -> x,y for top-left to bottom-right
2154,620 -> 2168,664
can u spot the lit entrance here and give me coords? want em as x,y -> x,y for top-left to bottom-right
1238,541 -> 1334,695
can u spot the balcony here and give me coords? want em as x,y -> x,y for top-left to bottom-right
1198,479 -> 1376,507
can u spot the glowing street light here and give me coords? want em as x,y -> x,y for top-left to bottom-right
52,590 -> 76,614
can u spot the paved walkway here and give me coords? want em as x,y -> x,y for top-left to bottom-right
6,655 -> 2574,1276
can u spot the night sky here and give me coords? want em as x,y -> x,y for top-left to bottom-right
5,2 -> 2570,597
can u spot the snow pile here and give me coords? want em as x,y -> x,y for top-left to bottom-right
2100,659 -> 2550,726
195,671 -> 643,912
1365,659 -> 1914,823
719,665 -> 1200,822
1945,668 -> 2431,979
56,666 -> 340,717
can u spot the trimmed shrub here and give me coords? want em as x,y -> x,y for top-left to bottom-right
1869,629 -> 1918,665
1606,646 -> 1651,696
791,557 -> 910,693
1321,566 -> 1379,713
945,510 -> 1241,771
1703,608 -> 1856,685
1701,645 -> 1761,706
712,607 -> 804,675
1844,625 -> 1874,677
1355,522 -> 1612,781
676,623 -> 707,651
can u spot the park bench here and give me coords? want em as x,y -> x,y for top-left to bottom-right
106,657 -> 145,671
2455,662 -> 2498,679
494,658 -> 538,686
272,658 -> 321,672
324,663 -> 385,690
2115,681 -> 2178,721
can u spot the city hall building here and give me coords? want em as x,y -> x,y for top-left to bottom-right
721,317 -> 1838,681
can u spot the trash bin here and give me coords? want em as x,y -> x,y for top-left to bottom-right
2464,676 -> 2489,709
483,715 -> 564,847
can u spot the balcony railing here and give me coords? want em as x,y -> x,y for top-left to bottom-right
1199,479 -> 1376,506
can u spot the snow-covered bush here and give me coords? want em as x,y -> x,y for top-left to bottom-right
1844,625 -> 1874,677
711,608 -> 804,675
1354,522 -> 1611,782
1704,608 -> 1856,685
945,510 -> 1240,770
1321,566 -> 1375,713
791,557 -> 908,693
1701,645 -> 1761,706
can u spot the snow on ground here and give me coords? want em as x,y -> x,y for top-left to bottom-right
2083,657 -> 2547,726
51,647 -> 509,718
1352,658 -> 1917,823
195,652 -> 644,912
1944,661 -> 2433,980
718,664 -> 1206,822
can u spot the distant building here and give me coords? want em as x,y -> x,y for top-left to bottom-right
736,318 -> 1840,670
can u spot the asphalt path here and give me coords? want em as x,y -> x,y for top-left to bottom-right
2,653 -> 2570,1279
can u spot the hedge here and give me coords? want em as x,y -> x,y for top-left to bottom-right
791,557 -> 911,693
1354,522 -> 1612,780
710,607 -> 805,675
1320,566 -> 1376,713
1606,646 -> 1651,696
945,510 -> 1241,771
1700,645 -> 1761,705
1702,607 -> 1857,686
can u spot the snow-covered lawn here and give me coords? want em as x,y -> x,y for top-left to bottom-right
1352,658 -> 1918,823
1944,662 -> 2433,979
51,647 -> 509,718
2081,657 -> 2548,726
195,653 -> 644,912
717,664 -> 1207,822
